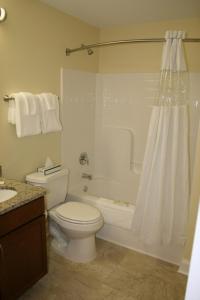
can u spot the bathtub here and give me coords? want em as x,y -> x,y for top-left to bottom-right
67,178 -> 135,230
67,177 -> 183,266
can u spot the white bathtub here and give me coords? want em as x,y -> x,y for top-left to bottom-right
67,178 -> 183,266
68,194 -> 135,230
67,177 -> 135,229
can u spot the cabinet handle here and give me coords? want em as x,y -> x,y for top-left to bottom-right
0,243 -> 5,275
0,244 -> 4,257
0,243 -> 4,262
0,243 -> 5,299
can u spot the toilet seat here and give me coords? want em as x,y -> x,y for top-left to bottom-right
55,201 -> 102,224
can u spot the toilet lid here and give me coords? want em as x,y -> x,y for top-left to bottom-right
55,201 -> 102,223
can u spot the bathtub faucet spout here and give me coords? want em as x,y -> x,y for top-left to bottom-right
82,173 -> 92,180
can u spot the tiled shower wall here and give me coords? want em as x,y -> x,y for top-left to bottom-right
61,69 -> 96,188
94,73 -> 158,203
61,70 -> 200,202
94,73 -> 200,203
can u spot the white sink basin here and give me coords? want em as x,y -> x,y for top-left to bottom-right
0,189 -> 17,203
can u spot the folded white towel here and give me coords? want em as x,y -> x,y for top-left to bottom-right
37,93 -> 62,134
14,93 -> 41,137
39,93 -> 57,110
8,92 -> 37,125
21,92 -> 37,115
8,99 -> 16,125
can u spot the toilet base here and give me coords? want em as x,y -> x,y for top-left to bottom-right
51,235 -> 97,263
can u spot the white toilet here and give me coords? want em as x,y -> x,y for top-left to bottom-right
26,169 -> 103,263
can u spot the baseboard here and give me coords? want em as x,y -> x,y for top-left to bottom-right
178,259 -> 190,275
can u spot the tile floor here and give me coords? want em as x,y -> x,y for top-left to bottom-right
20,239 -> 187,300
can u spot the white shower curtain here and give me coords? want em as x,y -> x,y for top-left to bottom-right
132,31 -> 189,245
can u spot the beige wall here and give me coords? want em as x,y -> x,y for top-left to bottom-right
99,18 -> 200,73
0,0 -> 99,180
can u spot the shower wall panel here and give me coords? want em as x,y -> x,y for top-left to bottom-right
61,69 -> 96,187
94,73 -> 200,203
61,69 -> 200,202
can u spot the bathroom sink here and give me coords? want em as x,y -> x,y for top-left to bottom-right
0,189 -> 17,203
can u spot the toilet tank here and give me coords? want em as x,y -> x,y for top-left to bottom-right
26,169 -> 69,209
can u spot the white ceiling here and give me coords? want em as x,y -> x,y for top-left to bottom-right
41,0 -> 200,28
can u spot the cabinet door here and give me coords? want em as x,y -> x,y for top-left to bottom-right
0,215 -> 47,300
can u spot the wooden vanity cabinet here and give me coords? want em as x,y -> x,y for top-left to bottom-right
0,197 -> 47,300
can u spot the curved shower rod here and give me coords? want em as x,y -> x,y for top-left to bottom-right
66,37 -> 200,56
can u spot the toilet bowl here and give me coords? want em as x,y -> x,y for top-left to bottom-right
26,170 -> 104,263
49,201 -> 103,262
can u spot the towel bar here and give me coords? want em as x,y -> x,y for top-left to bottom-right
3,95 -> 15,102
3,95 -> 60,102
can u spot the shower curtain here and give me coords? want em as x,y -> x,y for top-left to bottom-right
132,31 -> 189,245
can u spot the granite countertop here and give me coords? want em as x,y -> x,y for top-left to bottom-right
0,178 -> 46,215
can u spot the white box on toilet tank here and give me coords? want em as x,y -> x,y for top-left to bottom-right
26,169 -> 68,209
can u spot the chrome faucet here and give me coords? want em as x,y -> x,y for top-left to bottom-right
82,173 -> 92,180
79,152 -> 89,165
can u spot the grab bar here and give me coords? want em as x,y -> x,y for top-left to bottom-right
104,126 -> 134,170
